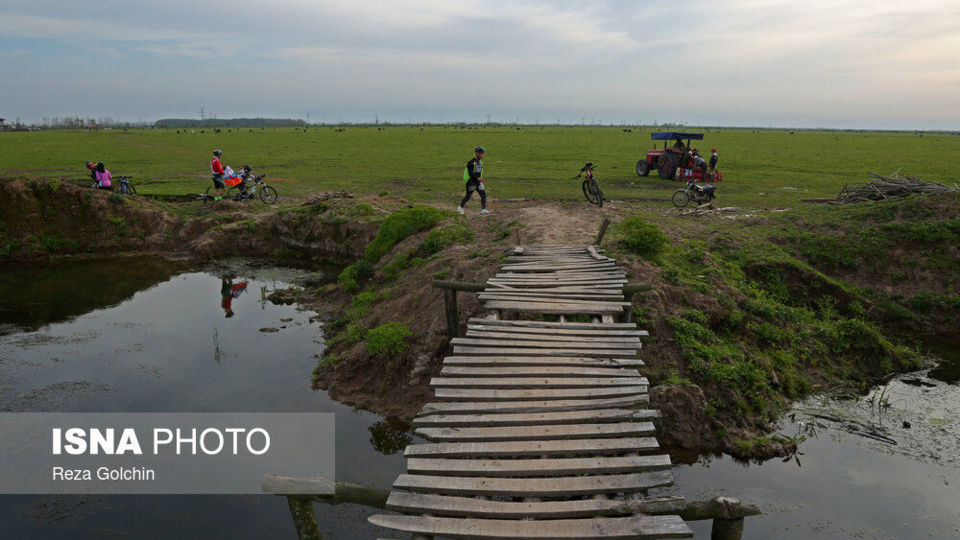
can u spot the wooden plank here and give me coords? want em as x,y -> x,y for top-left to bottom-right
467,319 -> 638,330
480,302 -> 626,315
481,287 -> 624,295
406,454 -> 672,477
478,295 -> 632,308
403,437 -> 660,458
501,262 -> 617,269
384,492 -> 683,521
368,514 -> 692,540
433,386 -> 648,402
442,356 -> 645,367
415,421 -> 656,442
411,408 -> 659,427
384,491 -> 637,519
462,331 -> 639,343
389,470 -> 675,496
431,376 -> 647,388
439,366 -> 640,378
420,395 -> 649,416
452,346 -> 637,357
450,338 -> 637,350
419,395 -> 649,416
479,292 -> 625,301
385,493 -> 687,521
464,325 -> 645,337
489,275 -> 624,281
486,282 -> 626,289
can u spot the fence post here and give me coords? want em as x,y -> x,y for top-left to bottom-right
443,288 -> 458,340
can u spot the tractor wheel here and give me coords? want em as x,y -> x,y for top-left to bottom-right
636,159 -> 650,177
658,153 -> 677,179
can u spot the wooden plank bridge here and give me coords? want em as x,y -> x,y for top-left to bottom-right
369,245 -> 694,539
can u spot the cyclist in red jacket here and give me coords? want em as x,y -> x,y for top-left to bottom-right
210,149 -> 225,201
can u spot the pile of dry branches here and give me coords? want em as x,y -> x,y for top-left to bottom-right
833,172 -> 959,203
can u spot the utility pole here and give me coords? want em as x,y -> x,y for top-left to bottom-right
199,107 -> 205,120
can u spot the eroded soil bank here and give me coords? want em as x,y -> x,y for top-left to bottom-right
4,176 -> 959,460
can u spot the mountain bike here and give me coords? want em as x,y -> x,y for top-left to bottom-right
116,176 -> 136,195
227,174 -> 278,204
575,162 -> 603,207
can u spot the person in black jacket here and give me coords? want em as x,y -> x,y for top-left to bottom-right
457,146 -> 490,215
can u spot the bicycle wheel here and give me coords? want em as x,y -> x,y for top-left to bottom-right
203,186 -> 213,204
227,185 -> 243,201
582,180 -> 600,205
126,184 -> 137,196
596,184 -> 604,208
672,190 -> 690,208
259,186 -> 279,204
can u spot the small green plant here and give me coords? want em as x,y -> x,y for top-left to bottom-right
108,193 -> 125,205
364,206 -> 447,264
338,259 -> 374,291
618,216 -> 667,258
366,321 -> 413,357
420,222 -> 473,254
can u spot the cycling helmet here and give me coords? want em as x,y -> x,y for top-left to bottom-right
242,165 -> 251,172
474,146 -> 485,153
213,149 -> 222,156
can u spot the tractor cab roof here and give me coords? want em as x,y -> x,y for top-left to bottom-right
651,132 -> 704,141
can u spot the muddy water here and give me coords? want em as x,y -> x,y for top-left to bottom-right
662,340 -> 960,539
3,258 -> 959,539
0,258 -> 408,538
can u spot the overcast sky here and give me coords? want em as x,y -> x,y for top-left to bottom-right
2,0 -> 959,129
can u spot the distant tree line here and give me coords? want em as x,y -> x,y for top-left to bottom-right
155,118 -> 308,128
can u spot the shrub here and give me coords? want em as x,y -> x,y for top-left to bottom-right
618,216 -> 667,258
420,223 -> 473,254
364,206 -> 447,264
338,259 -> 374,291
366,322 -> 413,357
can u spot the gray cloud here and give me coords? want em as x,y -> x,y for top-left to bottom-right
2,0 -> 959,128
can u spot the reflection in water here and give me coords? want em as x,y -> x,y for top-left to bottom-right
0,257 -> 186,333
0,262 -> 410,538
368,417 -> 413,455
220,277 -> 249,318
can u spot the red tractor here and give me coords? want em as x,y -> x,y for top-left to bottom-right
636,131 -> 721,182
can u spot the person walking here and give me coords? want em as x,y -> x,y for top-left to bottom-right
457,146 -> 490,215
210,149 -> 226,201
709,148 -> 719,174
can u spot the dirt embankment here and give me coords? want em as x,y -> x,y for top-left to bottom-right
0,178 -> 376,263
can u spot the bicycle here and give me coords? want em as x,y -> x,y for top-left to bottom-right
575,162 -> 603,207
116,176 -> 136,195
227,174 -> 278,204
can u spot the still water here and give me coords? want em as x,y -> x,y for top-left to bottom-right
0,258 -> 407,538
1,258 -> 958,539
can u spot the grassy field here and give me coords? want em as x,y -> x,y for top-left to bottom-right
2,126 -> 958,207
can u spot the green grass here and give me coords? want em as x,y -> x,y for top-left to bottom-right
3,126 -> 958,207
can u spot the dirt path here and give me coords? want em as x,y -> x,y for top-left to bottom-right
515,203 -> 606,246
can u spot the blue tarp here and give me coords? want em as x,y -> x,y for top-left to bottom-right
651,132 -> 704,141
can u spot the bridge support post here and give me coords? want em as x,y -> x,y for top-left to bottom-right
711,517 -> 745,540
443,288 -> 458,340
286,496 -> 323,540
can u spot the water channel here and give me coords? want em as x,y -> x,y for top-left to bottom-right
0,258 -> 957,538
